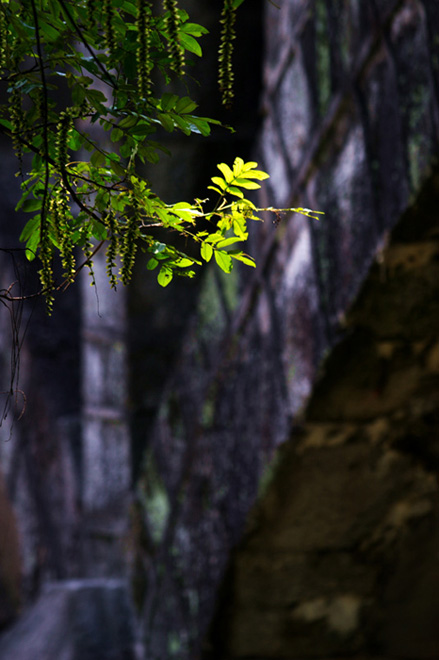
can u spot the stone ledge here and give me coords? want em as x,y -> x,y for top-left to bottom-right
0,579 -> 136,660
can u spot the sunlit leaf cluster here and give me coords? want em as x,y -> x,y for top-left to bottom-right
0,0 -> 321,311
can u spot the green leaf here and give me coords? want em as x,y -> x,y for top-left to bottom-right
72,84 -> 86,106
119,115 -> 138,129
0,118 -> 13,131
25,226 -> 41,261
68,129 -> 82,150
229,251 -> 256,267
19,215 -> 40,242
210,176 -> 226,190
147,257 -> 159,270
177,257 -> 194,267
217,162 -> 234,182
175,96 -> 197,114
157,113 -> 174,132
179,32 -> 202,56
200,242 -> 213,262
170,202 -> 197,223
233,178 -> 261,189
111,192 -> 128,212
216,236 -> 244,249
161,93 -> 179,111
207,185 -> 223,195
157,266 -> 173,287
173,115 -> 192,135
86,88 -> 107,112
111,128 -> 124,142
241,160 -> 258,170
109,159 -> 126,177
232,156 -> 244,176
233,216 -> 248,239
143,147 -> 160,163
180,22 -> 209,37
39,18 -> 60,41
293,207 -> 325,220
91,150 -> 106,167
154,208 -> 170,224
91,220 -> 107,240
214,250 -> 233,273
225,185 -> 244,198
187,117 -> 211,136
239,170 -> 270,180
95,190 -> 110,212
131,123 -> 154,137
203,232 -> 223,244
21,198 -> 42,213
121,0 -> 138,16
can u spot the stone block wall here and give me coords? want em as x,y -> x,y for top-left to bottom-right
0,179 -> 130,604
0,0 -> 263,649
80,252 -> 131,578
211,172 -> 439,659
133,0 -> 439,658
0,474 -> 20,629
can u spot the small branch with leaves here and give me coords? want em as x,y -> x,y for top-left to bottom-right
0,0 -> 321,312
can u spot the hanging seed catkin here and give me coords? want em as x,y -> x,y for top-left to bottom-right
218,0 -> 236,108
162,0 -> 184,75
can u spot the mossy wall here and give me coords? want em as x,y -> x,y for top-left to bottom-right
134,1 -> 439,658
211,171 -> 439,660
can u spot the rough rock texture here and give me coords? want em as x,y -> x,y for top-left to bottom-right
79,251 -> 131,579
0,250 -> 129,592
0,151 -> 130,636
210,173 -> 439,659
0,475 -> 20,629
133,1 -> 439,658
0,580 -> 136,660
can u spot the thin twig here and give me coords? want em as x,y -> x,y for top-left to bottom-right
57,0 -> 118,89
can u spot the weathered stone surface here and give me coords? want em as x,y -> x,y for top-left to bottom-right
132,1 -> 439,658
0,153 -> 130,624
0,475 -> 20,630
0,580 -> 136,660
209,171 -> 439,658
